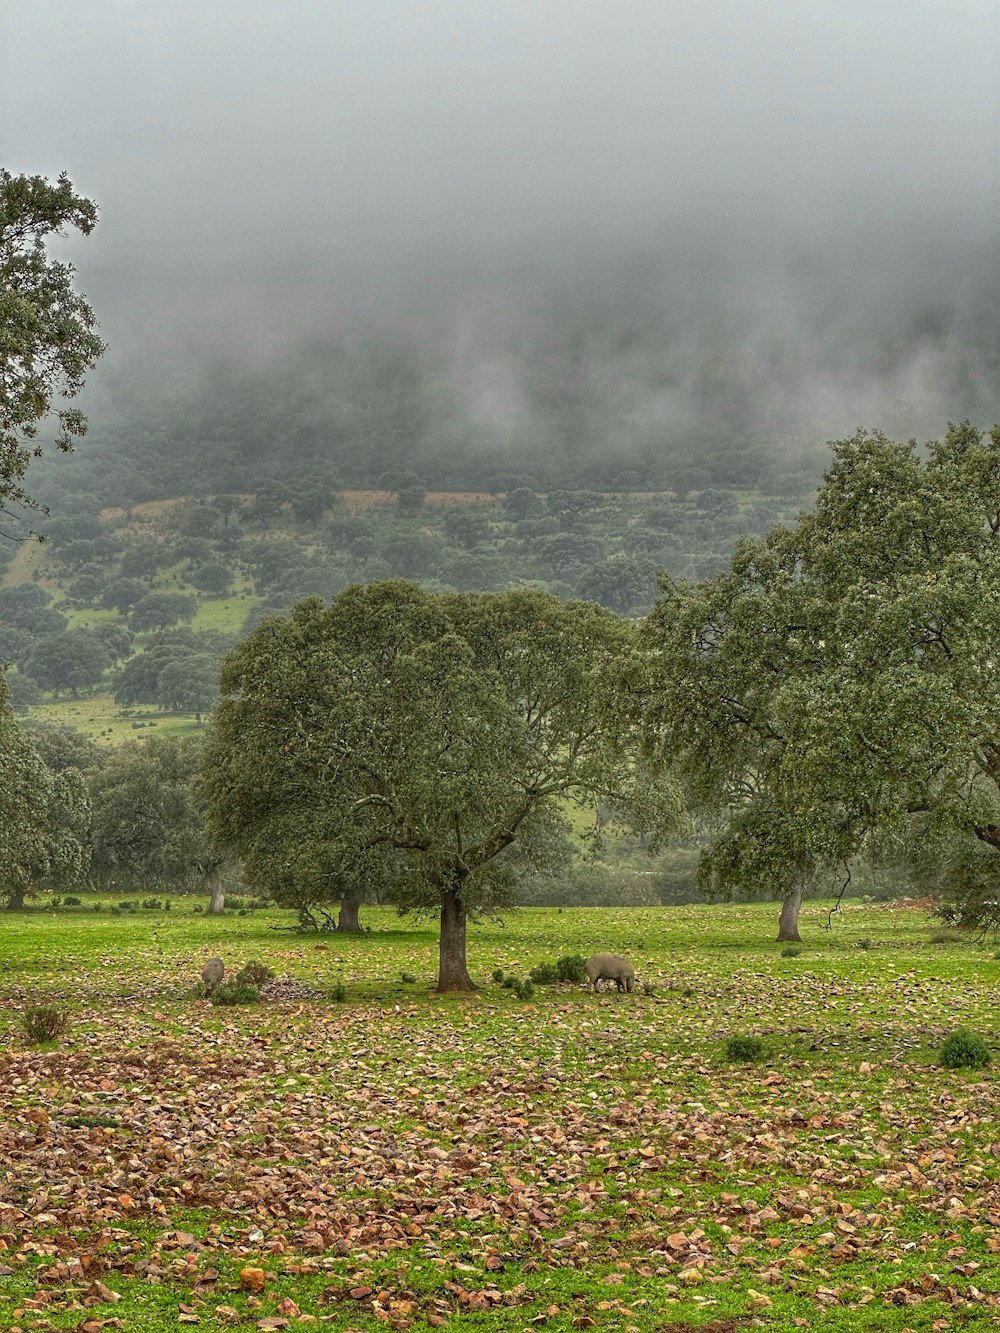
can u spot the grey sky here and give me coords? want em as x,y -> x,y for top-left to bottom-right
4,0 -> 999,398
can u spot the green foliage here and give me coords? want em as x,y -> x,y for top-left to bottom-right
0,170 -> 105,512
205,582 -> 675,991
235,961 -> 274,986
210,982 -> 260,1006
641,422 -> 1000,927
726,1034 -> 765,1063
329,980 -> 347,1002
555,954 -> 587,983
528,961 -> 560,985
939,1028 -> 991,1069
22,1006 -> 69,1044
491,967 -> 505,983
512,978 -> 534,1001
781,946 -> 802,958
400,971 -> 418,984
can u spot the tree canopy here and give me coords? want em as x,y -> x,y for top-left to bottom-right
640,421 -> 1000,936
205,581 -> 674,988
0,170 -> 105,514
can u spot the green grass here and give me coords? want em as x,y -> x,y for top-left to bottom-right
2,896 -> 999,1330
25,692 -> 202,743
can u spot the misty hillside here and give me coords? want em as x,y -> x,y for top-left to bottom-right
30,269 -> 1000,513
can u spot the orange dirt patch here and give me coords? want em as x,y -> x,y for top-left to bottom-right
882,896 -> 936,911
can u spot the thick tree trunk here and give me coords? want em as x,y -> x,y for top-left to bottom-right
777,885 -> 803,942
336,882 -> 366,933
6,888 -> 25,911
206,868 -> 225,915
437,883 -> 477,992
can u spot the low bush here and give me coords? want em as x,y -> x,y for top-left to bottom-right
939,1028 -> 991,1069
512,978 -> 534,1001
210,982 -> 260,1006
23,1007 -> 70,1044
556,954 -> 587,984
400,971 -> 418,984
726,1034 -> 765,1063
330,980 -> 347,1002
236,961 -> 274,987
491,967 -> 505,984
528,961 -> 560,985
781,946 -> 802,958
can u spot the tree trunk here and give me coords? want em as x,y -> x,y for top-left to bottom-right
6,888 -> 25,911
206,868 -> 225,915
777,885 -> 803,941
336,882 -> 366,933
437,882 -> 477,992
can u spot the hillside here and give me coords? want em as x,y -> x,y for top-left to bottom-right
0,481 -> 809,742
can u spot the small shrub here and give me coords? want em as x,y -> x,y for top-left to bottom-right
528,961 -> 560,985
491,967 -> 505,984
513,978 -> 535,1001
400,971 -> 418,984
236,961 -> 274,987
939,1028 -> 991,1069
330,980 -> 347,1002
726,1034 -> 765,1063
930,928 -> 962,945
141,898 -> 163,910
856,938 -> 873,950
210,982 -> 259,1006
781,946 -> 802,958
502,975 -> 517,989
23,1006 -> 70,1044
63,895 -> 82,907
555,954 -> 587,984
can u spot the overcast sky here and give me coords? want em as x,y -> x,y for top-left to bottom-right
4,0 -> 999,375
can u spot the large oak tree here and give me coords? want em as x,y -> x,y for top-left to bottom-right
204,581 -> 672,989
640,422 -> 1000,938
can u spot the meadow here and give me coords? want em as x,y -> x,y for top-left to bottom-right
1,898 -> 998,1332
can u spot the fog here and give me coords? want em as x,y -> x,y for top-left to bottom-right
4,0 -> 1000,446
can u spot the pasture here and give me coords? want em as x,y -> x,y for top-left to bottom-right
1,899 -> 998,1332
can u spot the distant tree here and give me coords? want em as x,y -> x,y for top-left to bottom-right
577,554 -> 659,616
174,503 -> 223,538
119,543 -> 170,584
442,510 -> 489,549
23,721 -> 104,774
114,628 -> 230,708
130,592 -> 197,632
156,652 -> 218,725
24,628 -> 110,697
694,487 -> 739,517
504,487 -> 545,521
546,490 -> 604,530
396,484 -> 427,516
0,675 -> 89,909
0,623 -> 34,666
101,577 -> 149,616
91,619 -> 134,663
383,532 -> 443,578
0,584 -> 51,625
187,560 -> 232,595
88,735 -> 232,910
0,170 -> 105,515
205,583 -> 678,990
288,473 -> 340,527
67,565 -> 108,603
212,494 -> 243,527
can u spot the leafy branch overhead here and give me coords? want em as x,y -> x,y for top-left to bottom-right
0,169 -> 105,512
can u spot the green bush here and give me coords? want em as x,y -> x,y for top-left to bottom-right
528,961 -> 560,985
400,972 -> 418,984
23,1006 -> 70,1044
491,967 -> 505,984
780,946 -> 802,958
502,975 -> 517,989
556,954 -> 587,984
726,1034 -> 765,1063
210,982 -> 260,1006
512,979 -> 535,1001
236,961 -> 274,987
330,981 -> 347,1002
939,1028 -> 991,1069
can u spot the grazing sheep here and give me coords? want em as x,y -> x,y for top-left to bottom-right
585,953 -> 635,993
201,957 -> 225,996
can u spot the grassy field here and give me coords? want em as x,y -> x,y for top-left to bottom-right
2,897 -> 999,1332
26,692 -> 203,745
